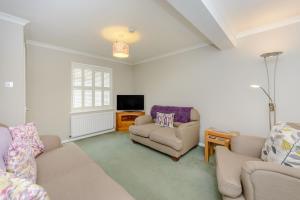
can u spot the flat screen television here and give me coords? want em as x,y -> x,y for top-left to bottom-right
117,95 -> 144,111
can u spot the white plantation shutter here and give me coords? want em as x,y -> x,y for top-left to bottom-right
95,71 -> 102,87
84,69 -> 92,87
73,68 -> 82,86
72,63 -> 112,111
95,90 -> 102,107
73,89 -> 82,108
104,90 -> 110,106
104,72 -> 110,88
84,90 -> 92,107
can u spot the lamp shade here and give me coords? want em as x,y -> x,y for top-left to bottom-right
113,41 -> 129,58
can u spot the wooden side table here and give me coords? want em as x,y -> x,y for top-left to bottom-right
204,128 -> 239,162
116,111 -> 145,132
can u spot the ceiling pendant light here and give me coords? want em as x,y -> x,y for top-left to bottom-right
113,41 -> 129,58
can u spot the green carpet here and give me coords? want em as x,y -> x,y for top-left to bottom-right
75,132 -> 221,200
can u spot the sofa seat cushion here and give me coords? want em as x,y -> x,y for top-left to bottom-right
36,143 -> 92,184
36,143 -> 133,200
149,128 -> 182,151
40,162 -> 133,200
129,123 -> 159,138
215,146 -> 260,198
173,122 -> 183,127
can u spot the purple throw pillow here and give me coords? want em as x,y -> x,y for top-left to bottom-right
0,127 -> 12,170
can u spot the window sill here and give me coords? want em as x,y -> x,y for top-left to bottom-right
70,108 -> 114,114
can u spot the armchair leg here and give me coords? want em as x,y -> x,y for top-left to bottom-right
171,156 -> 180,161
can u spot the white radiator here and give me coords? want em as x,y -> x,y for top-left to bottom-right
70,111 -> 114,138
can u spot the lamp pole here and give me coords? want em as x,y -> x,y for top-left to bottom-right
251,51 -> 282,130
258,86 -> 276,130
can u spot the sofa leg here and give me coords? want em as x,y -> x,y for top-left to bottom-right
171,156 -> 180,161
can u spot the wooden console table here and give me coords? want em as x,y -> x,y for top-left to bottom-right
204,128 -> 239,162
116,111 -> 145,132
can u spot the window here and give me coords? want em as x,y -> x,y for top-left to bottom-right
72,62 -> 112,112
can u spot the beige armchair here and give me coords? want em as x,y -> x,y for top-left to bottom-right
129,108 -> 200,160
215,135 -> 300,200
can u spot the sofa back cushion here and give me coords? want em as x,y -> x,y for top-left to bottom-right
261,122 -> 300,168
0,126 -> 12,170
150,105 -> 196,123
190,108 -> 200,121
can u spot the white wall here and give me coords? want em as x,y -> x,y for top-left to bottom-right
26,45 -> 134,140
133,23 -> 300,143
0,19 -> 26,126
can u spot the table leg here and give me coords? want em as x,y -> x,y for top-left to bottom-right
210,144 -> 214,155
205,134 -> 209,162
224,140 -> 230,149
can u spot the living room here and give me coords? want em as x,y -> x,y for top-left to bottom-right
0,0 -> 299,200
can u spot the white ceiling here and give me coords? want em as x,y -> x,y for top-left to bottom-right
0,0 -> 299,64
210,0 -> 300,34
0,0 -> 209,64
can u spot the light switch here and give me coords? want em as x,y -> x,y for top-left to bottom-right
4,81 -> 14,88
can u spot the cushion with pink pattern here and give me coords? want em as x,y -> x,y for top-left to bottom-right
0,126 -> 12,170
0,170 -> 49,199
4,140 -> 37,183
9,122 -> 45,157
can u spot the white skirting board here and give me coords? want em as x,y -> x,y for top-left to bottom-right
62,129 -> 115,143
198,142 -> 205,147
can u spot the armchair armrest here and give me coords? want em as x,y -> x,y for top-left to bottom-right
242,161 -> 300,200
40,135 -> 62,152
231,135 -> 266,158
176,121 -> 200,153
134,115 -> 153,125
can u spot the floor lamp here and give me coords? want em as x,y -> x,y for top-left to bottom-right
250,51 -> 283,130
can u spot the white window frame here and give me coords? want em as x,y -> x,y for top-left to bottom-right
71,62 -> 113,113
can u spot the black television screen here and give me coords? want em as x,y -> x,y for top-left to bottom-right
117,95 -> 144,111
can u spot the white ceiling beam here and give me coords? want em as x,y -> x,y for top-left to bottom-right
166,0 -> 236,49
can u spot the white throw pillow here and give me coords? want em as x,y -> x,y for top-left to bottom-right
261,122 -> 300,168
155,112 -> 175,128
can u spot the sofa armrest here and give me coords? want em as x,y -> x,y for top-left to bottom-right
40,135 -> 62,152
176,121 -> 200,153
134,115 -> 153,125
231,135 -> 266,158
242,161 -> 300,200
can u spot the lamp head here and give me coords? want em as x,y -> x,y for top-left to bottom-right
260,51 -> 282,58
250,84 -> 273,103
250,84 -> 260,88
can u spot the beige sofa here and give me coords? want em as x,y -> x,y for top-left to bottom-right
129,108 -> 200,160
37,135 -> 134,200
215,135 -> 300,200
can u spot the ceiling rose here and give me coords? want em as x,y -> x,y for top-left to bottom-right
101,26 -> 140,44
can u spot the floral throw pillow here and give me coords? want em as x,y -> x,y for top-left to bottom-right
0,170 -> 49,200
261,122 -> 300,168
4,141 -> 37,183
155,112 -> 175,128
9,122 -> 45,157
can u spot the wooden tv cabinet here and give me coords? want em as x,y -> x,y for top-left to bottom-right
116,111 -> 145,132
